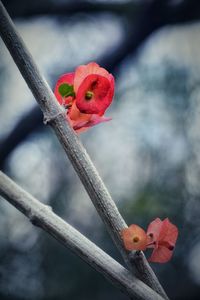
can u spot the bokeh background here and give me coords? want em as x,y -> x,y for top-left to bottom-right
1,0 -> 200,299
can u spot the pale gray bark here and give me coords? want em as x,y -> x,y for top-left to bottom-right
0,171 -> 164,300
0,1 -> 168,298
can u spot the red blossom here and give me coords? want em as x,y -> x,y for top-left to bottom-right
54,63 -> 114,133
146,218 -> 178,263
74,62 -> 114,114
121,218 -> 178,263
121,224 -> 148,251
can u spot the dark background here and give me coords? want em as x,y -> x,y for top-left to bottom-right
1,0 -> 200,299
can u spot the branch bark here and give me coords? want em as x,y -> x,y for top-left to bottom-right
0,1 -> 168,299
0,171 -> 164,300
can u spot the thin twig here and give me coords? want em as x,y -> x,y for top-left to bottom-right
0,1 -> 168,298
0,171 -> 164,300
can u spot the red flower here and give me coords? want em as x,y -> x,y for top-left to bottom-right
121,218 -> 178,263
54,62 -> 114,133
146,218 -> 178,263
74,62 -> 114,114
121,224 -> 148,251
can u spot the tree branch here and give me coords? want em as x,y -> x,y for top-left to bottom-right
6,0 -> 200,23
0,1 -> 168,298
5,0 -> 140,19
100,0 -> 200,73
0,171 -> 164,300
0,106 -> 43,168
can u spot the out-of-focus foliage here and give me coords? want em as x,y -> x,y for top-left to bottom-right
1,1 -> 200,299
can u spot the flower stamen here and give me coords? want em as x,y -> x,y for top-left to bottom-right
85,91 -> 94,100
133,236 -> 140,243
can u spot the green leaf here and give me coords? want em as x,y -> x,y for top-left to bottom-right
58,83 -> 75,98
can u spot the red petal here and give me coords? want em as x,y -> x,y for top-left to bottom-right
71,114 -> 111,132
121,224 -> 148,251
147,218 -> 178,263
83,114 -> 111,128
160,218 -> 178,246
148,246 -> 174,263
67,102 -> 91,122
76,74 -> 114,114
67,102 -> 111,133
54,73 -> 74,105
74,62 -> 111,93
147,218 -> 162,242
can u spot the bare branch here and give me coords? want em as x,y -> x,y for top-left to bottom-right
0,171 -> 164,300
0,1 -> 168,298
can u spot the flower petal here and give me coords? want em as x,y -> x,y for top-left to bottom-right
67,102 -> 111,133
74,62 -> 110,93
147,218 -> 178,263
121,224 -> 148,251
76,74 -> 114,114
148,246 -> 174,263
147,218 -> 162,242
160,218 -> 178,246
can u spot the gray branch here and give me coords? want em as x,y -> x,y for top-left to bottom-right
0,171 -> 164,300
0,1 -> 168,299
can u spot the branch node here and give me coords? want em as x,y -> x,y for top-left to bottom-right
27,208 -> 40,226
129,250 -> 142,262
43,111 -> 66,125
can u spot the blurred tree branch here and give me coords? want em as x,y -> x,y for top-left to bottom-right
0,171 -> 165,300
0,106 -> 43,168
5,0 -> 200,23
5,0 -> 140,18
0,1 -> 168,298
1,0 -> 200,167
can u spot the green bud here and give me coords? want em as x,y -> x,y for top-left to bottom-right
58,83 -> 75,98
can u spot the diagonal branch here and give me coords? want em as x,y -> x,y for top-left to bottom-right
0,171 -> 164,300
0,1 -> 168,298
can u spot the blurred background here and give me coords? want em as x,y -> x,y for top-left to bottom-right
0,0 -> 200,299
